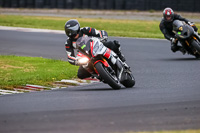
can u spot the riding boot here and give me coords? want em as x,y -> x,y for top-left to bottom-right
114,40 -> 126,62
178,47 -> 186,55
116,49 -> 126,62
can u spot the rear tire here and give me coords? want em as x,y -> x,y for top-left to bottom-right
95,62 -> 121,90
195,54 -> 200,59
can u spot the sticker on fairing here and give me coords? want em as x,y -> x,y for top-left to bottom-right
81,44 -> 86,49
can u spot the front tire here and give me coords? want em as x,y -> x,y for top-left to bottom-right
95,62 -> 121,90
191,39 -> 200,52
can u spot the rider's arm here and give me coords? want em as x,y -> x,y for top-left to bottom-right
81,27 -> 108,38
175,14 -> 198,32
159,21 -> 173,41
65,40 -> 78,66
174,14 -> 189,23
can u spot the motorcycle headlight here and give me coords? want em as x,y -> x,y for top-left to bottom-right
78,57 -> 89,65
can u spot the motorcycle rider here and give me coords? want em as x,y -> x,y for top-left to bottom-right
64,19 -> 126,79
159,7 -> 198,54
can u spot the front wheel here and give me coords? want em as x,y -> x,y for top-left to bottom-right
191,39 -> 200,53
95,62 -> 121,90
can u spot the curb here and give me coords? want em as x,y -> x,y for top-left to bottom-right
0,78 -> 99,96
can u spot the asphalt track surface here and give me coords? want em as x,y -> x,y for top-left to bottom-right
0,30 -> 200,133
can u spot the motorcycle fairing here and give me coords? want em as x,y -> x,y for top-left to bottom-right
173,20 -> 194,40
90,37 -> 107,58
94,60 -> 109,67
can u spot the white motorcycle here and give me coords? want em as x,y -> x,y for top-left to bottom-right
76,36 -> 135,90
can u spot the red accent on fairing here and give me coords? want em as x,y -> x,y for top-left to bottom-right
77,52 -> 90,60
90,41 -> 95,57
99,30 -> 102,38
104,48 -> 111,59
89,28 -> 92,33
94,60 -> 109,67
77,52 -> 84,57
65,46 -> 70,48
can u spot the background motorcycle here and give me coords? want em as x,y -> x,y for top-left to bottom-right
76,36 -> 135,90
172,20 -> 200,58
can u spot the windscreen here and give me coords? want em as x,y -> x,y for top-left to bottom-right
76,36 -> 93,55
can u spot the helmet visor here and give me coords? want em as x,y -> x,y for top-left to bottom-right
65,29 -> 78,38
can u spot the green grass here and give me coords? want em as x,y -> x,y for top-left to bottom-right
0,15 -> 161,38
0,15 -> 199,38
120,129 -> 200,133
0,55 -> 78,90
0,15 -> 169,38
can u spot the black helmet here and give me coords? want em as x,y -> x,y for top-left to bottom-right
163,7 -> 174,22
65,19 -> 80,38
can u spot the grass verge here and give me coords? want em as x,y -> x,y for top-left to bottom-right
2,14 -> 200,39
0,55 -> 78,90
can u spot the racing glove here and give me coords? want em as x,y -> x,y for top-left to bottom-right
170,38 -> 177,44
188,22 -> 198,32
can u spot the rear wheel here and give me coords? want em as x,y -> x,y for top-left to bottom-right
195,54 -> 200,59
121,72 -> 135,88
95,62 -> 121,90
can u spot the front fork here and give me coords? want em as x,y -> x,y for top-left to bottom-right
194,31 -> 200,41
95,48 -> 127,82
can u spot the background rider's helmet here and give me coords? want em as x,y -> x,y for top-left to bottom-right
65,19 -> 80,38
163,7 -> 174,22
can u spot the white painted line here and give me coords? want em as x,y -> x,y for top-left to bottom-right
81,80 -> 99,83
0,92 -> 13,95
0,26 -> 166,40
26,84 -> 46,90
0,89 -> 22,94
0,26 -> 64,34
60,80 -> 80,84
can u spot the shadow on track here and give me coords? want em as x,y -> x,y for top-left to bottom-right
159,57 -> 200,61
75,88 -> 113,91
71,86 -> 134,91
74,88 -> 132,91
